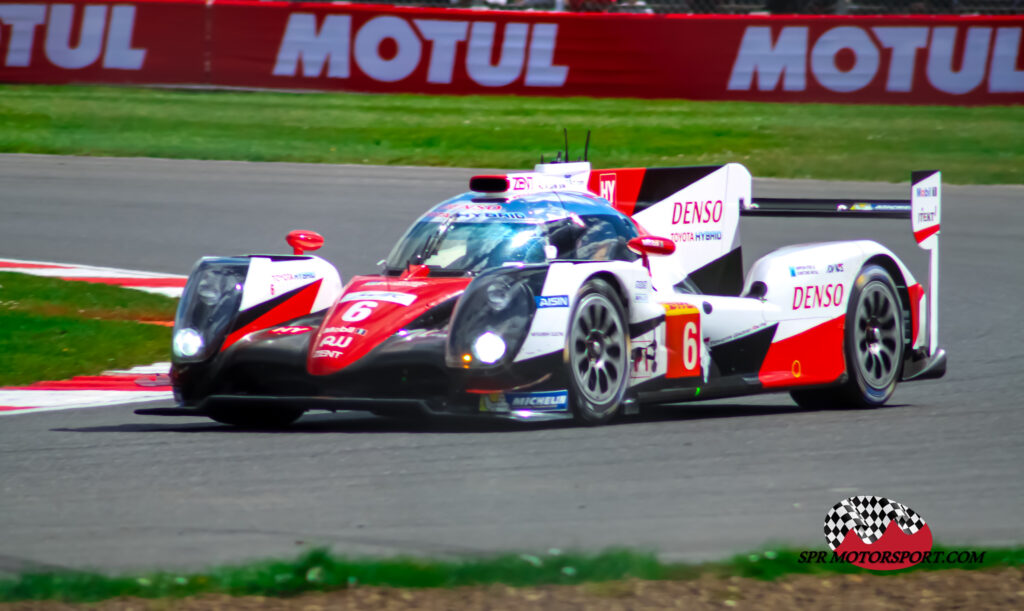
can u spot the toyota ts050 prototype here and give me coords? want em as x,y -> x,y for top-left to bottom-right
140,160 -> 946,427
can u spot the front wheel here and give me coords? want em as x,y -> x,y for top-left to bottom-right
791,264 -> 905,409
566,279 -> 630,426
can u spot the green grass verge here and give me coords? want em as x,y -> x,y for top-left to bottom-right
1,545 -> 1021,603
2,85 -> 1021,184
0,272 -> 177,386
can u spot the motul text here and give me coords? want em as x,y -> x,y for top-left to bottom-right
2,1 -> 1020,104
273,14 -> 568,87
0,3 -> 145,69
729,25 -> 1024,95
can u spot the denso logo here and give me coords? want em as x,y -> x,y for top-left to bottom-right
672,200 -> 724,225
0,4 -> 146,69
793,283 -> 845,310
273,14 -> 569,88
728,26 -> 1024,95
535,295 -> 569,308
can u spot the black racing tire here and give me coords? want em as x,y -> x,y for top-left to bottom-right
207,404 -> 304,428
790,264 -> 905,409
566,279 -> 630,426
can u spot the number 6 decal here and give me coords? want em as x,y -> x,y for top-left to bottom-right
663,303 -> 701,379
342,300 -> 378,322
682,321 -> 699,371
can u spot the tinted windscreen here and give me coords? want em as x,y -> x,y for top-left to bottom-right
386,221 -> 548,275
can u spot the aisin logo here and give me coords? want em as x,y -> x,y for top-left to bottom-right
824,496 -> 933,570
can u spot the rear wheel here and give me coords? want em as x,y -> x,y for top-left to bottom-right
207,404 -> 304,428
791,264 -> 904,409
566,279 -> 630,426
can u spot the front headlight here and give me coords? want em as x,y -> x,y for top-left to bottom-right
173,257 -> 248,363
472,332 -> 506,364
446,267 -> 546,368
173,328 -> 204,358
486,278 -> 513,309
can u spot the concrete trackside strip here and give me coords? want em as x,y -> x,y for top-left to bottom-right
0,257 -> 187,298
0,258 -> 183,415
0,363 -> 173,416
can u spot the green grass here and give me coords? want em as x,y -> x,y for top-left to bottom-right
1,545 -> 1020,603
1,85 -> 1021,184
0,272 -> 177,386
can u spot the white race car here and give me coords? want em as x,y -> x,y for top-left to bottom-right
146,159 -> 945,427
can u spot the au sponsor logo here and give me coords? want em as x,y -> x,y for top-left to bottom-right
319,335 -> 353,349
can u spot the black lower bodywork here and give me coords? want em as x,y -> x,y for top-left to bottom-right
158,311 -> 571,420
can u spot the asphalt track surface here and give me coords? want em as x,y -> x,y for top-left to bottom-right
1,154 -> 1022,574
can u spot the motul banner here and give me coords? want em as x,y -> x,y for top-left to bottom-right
1,0 -> 1022,105
0,0 -> 205,83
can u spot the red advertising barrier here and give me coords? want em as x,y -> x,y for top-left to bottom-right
1,0 -> 1022,105
0,0 -> 205,83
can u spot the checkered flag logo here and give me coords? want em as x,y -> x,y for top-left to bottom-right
824,496 -> 927,551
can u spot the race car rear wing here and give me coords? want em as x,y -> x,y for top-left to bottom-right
742,171 -> 942,357
739,198 -> 912,218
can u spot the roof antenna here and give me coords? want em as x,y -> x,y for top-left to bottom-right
583,130 -> 591,162
563,128 -> 569,163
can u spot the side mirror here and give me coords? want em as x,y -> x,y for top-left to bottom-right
286,230 -> 325,255
627,236 -> 675,256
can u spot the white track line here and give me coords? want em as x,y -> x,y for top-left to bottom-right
1,257 -> 183,414
0,257 -> 186,298
0,390 -> 172,415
